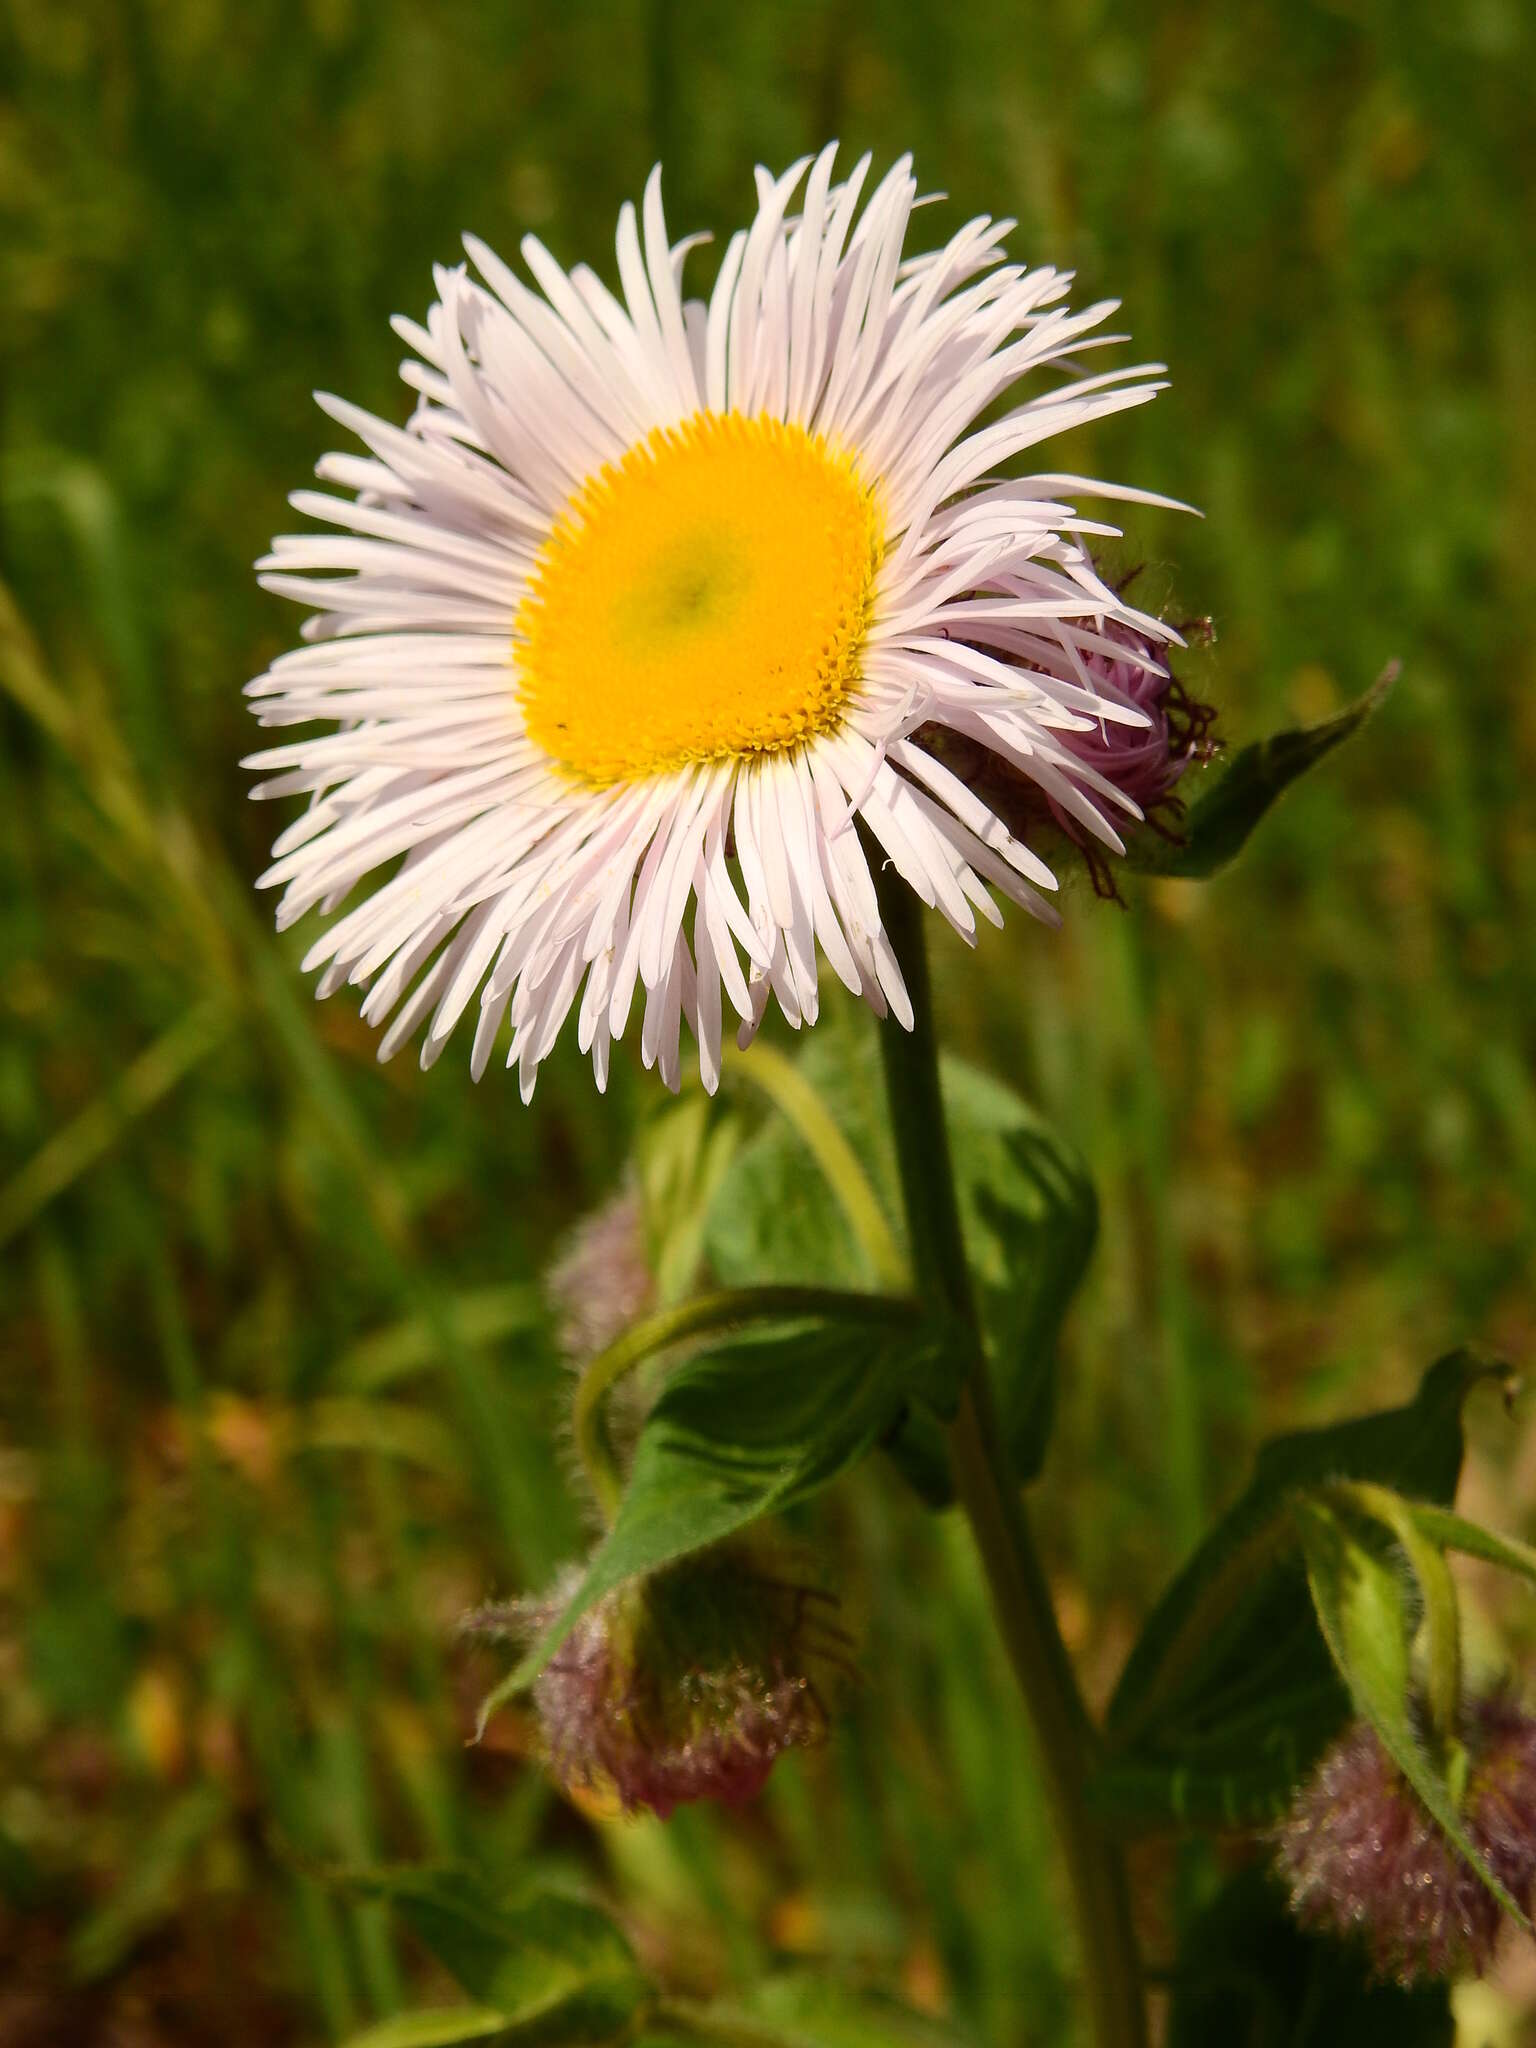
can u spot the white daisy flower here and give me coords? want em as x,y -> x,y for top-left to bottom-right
246,147 -> 1187,1101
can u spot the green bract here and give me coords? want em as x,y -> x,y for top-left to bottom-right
1099,1351 -> 1503,1829
1126,664 -> 1397,880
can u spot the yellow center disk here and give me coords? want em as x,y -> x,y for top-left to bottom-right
514,411 -> 884,787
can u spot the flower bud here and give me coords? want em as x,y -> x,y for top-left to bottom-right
1274,1696 -> 1536,1984
1046,617 -> 1215,837
546,1184 -> 654,1365
917,601 -> 1216,898
476,1546 -> 851,1820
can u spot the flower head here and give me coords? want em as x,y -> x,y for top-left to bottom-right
1274,1698 -> 1536,1984
247,148 -> 1189,1098
474,1548 -> 851,1820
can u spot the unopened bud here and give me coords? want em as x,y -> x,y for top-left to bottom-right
1274,1696 -> 1536,1984
1047,616 -> 1215,836
915,602 -> 1217,899
546,1184 -> 654,1365
476,1546 -> 852,1820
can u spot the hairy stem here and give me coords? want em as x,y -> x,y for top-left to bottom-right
873,868 -> 1147,2048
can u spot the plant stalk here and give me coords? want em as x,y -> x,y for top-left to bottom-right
873,867 -> 1147,2048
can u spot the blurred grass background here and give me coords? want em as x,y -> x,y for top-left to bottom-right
2,0 -> 1534,2040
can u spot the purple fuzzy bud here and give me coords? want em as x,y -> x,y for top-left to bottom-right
915,599 -> 1217,899
485,1547 -> 853,1821
1274,1696 -> 1536,1985
546,1184 -> 654,1365
1046,618 -> 1215,834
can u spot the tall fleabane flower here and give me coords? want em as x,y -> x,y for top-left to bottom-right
247,147 -> 1188,1099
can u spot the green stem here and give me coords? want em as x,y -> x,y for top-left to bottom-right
873,867 -> 1147,2048
572,1282 -> 920,1522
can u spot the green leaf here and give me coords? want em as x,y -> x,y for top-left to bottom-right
70,1783 -> 228,1981
0,1826 -> 43,1912
743,1976 -> 974,2046
1401,1500 -> 1536,1589
497,1306 -> 955,1703
710,1030 -> 1095,1496
334,1286 -> 542,1394
1297,1500 -> 1530,1931
1167,1863 -> 1453,2048
1099,1350 -> 1499,1830
339,1870 -> 649,2045
933,1059 -> 1097,1488
298,1395 -> 467,1478
1128,663 -> 1397,879
342,2011 -> 523,2048
665,1975 -> 976,2046
711,1029 -> 902,1293
639,1090 -> 745,1305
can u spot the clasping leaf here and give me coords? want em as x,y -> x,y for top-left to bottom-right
1128,661 -> 1397,879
